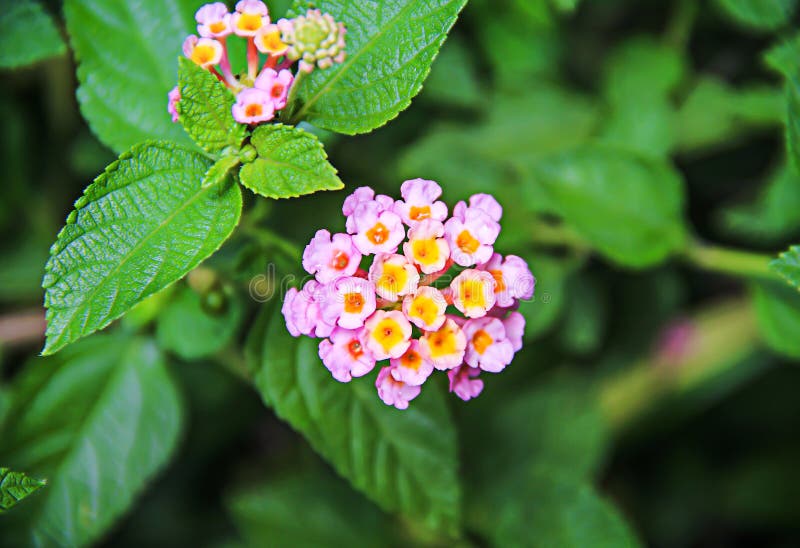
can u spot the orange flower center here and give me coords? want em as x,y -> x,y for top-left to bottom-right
209,21 -> 227,33
237,13 -> 263,31
460,279 -> 487,309
400,349 -> 422,370
347,339 -> 363,359
330,250 -> 350,270
245,103 -> 263,117
426,324 -> 458,358
472,330 -> 493,354
409,295 -> 439,326
366,222 -> 390,244
271,84 -> 285,99
411,238 -> 440,266
372,318 -> 404,352
456,230 -> 480,254
489,269 -> 506,293
409,205 -> 431,221
191,44 -> 217,65
343,292 -> 364,314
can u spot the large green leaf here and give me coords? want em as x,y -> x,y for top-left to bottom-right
64,0 -> 197,152
771,245 -> 800,290
42,142 -> 242,355
765,35 -> 800,172
0,468 -> 46,513
0,0 -> 66,69
239,124 -> 343,199
0,335 -> 183,546
227,468 -> 391,548
715,0 -> 796,31
533,145 -> 688,268
246,304 -> 461,536
288,0 -> 468,134
177,57 -> 247,157
752,282 -> 800,358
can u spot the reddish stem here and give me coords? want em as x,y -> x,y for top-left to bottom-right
420,259 -> 454,286
209,67 -> 227,84
247,38 -> 258,80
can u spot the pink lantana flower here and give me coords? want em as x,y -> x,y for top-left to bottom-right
462,317 -> 515,373
232,87 -> 275,124
254,23 -> 288,55
184,36 -> 224,68
390,339 -> 434,386
254,68 -> 294,110
196,2 -> 232,38
448,365 -> 484,401
393,178 -> 448,226
302,229 -> 361,284
403,220 -> 450,274
362,310 -> 412,360
320,277 -> 377,330
343,187 -> 395,233
402,286 -> 447,331
479,253 -> 535,307
419,318 -> 467,370
502,311 -> 526,352
450,269 -> 497,318
167,86 -> 180,122
319,327 -> 376,382
232,0 -> 268,36
281,280 -> 332,338
454,193 -> 503,223
444,207 -> 500,267
350,201 -> 405,256
376,366 -> 421,410
368,253 -> 419,301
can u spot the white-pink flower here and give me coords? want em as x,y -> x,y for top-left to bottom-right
454,193 -> 503,223
390,339 -> 434,386
350,201 -> 405,255
343,187 -> 395,233
254,23 -> 288,55
232,87 -> 275,124
184,36 -> 224,68
368,253 -> 419,301
502,311 -> 525,352
444,207 -> 500,267
302,229 -> 361,284
254,68 -> 294,110
232,0 -> 268,36
403,220 -> 450,274
448,365 -> 484,401
450,269 -> 497,318
318,327 -> 376,382
320,277 -> 377,330
478,253 -> 535,307
462,317 -> 515,373
402,286 -> 447,331
376,366 -> 421,410
196,2 -> 232,38
393,178 -> 448,226
167,86 -> 180,123
281,280 -> 332,338
419,318 -> 467,370
362,310 -> 412,360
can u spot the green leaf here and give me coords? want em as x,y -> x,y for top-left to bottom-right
42,142 -> 243,355
770,246 -> 800,291
156,284 -> 244,360
766,36 -> 800,172
752,282 -> 800,358
239,124 -> 343,199
0,468 -> 46,513
289,0 -> 468,134
177,57 -> 248,157
533,145 -> 688,268
246,303 -> 461,536
203,154 -> 242,189
0,0 -> 66,69
64,0 -> 196,153
227,468 -> 391,548
0,334 -> 183,546
715,0 -> 796,31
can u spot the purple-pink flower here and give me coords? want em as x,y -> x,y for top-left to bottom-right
479,253 -> 535,308
319,327 -> 376,382
462,317 -> 515,373
444,206 -> 500,267
232,87 -> 275,124
254,68 -> 294,110
167,86 -> 181,122
376,366 -> 421,410
350,201 -> 405,256
302,229 -> 362,284
394,178 -> 448,226
196,2 -> 232,38
390,339 -> 434,386
448,365 -> 484,401
320,277 -> 377,330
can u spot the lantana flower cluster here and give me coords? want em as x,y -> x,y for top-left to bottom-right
168,1 -> 346,125
282,180 -> 535,409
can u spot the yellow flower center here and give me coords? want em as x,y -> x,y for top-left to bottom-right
366,222 -> 390,244
244,103 -> 263,117
489,269 -> 506,293
191,44 -> 217,65
237,12 -> 263,32
409,205 -> 431,221
377,263 -> 408,296
426,324 -> 459,358
372,318 -> 405,352
460,279 -> 487,309
411,238 -> 441,266
343,292 -> 364,314
262,30 -> 287,53
409,294 -> 440,326
209,21 -> 227,33
472,329 -> 493,355
456,230 -> 480,254
400,348 -> 423,371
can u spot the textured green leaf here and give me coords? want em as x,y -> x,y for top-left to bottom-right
0,334 -> 183,546
64,0 -> 197,152
156,284 -> 244,360
178,57 -> 247,157
42,142 -> 242,355
0,468 -> 46,513
715,0 -> 796,31
203,154 -> 241,189
289,0 -> 468,134
753,282 -> 800,358
771,246 -> 800,291
0,0 -> 65,69
240,124 -> 343,199
246,304 -> 461,536
227,468 -> 391,548
533,145 -> 688,268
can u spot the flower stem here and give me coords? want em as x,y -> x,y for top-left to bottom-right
247,38 -> 258,81
281,69 -> 306,123
683,241 -> 777,281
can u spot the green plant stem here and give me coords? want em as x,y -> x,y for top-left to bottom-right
683,242 -> 777,280
530,220 -> 591,254
282,70 -> 307,124
663,0 -> 697,51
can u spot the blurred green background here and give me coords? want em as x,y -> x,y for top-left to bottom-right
2,0 -> 800,546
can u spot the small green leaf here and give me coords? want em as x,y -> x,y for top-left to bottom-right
203,154 -> 241,189
0,0 -> 65,69
0,468 -> 46,513
770,245 -> 800,291
534,145 -> 688,268
240,124 -> 343,199
0,334 -> 183,546
766,35 -> 800,173
42,141 -> 242,355
715,0 -> 796,31
64,0 -> 196,152
156,284 -> 244,360
246,303 -> 461,536
289,0 -> 468,134
752,282 -> 800,358
178,57 -> 248,157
